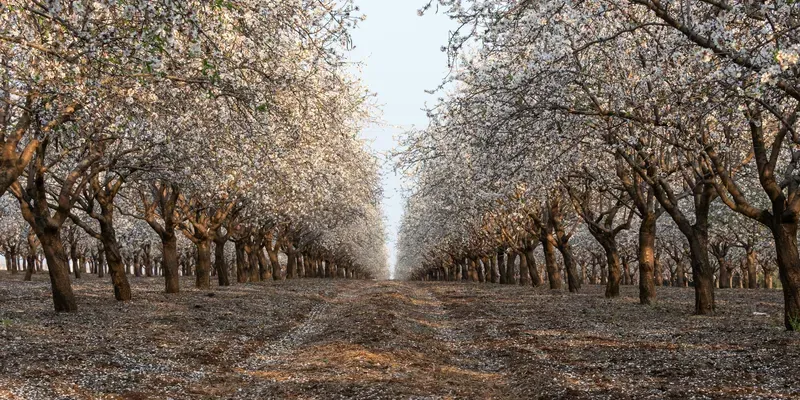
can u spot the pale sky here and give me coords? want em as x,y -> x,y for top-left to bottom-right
349,1 -> 454,279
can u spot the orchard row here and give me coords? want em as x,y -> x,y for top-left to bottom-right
396,0 -> 800,330
0,1 -> 388,311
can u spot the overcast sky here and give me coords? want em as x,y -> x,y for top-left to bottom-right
349,1 -> 454,278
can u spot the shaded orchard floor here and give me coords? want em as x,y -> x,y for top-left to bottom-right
0,273 -> 798,399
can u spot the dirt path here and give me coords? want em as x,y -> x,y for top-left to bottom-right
231,280 -> 513,399
1,275 -> 799,399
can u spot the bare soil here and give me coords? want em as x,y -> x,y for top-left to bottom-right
1,273 -> 798,399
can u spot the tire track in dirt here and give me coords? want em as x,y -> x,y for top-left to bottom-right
236,282 -> 361,372
420,283 -> 511,379
232,281 -> 514,399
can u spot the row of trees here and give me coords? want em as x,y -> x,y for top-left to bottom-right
401,209 -> 778,289
396,0 -> 800,330
0,0 -> 388,312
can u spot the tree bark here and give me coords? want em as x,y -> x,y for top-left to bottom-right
70,244 -> 81,279
214,239 -> 230,286
39,230 -> 77,311
689,230 -> 715,315
143,243 -> 152,277
771,222 -> 800,330
297,254 -> 306,279
524,245 -> 543,286
96,247 -> 106,278
133,252 -> 141,277
638,214 -> 657,304
10,252 -> 18,274
603,241 -> 622,298
496,250 -> 506,284
490,254 -> 499,283
235,240 -> 248,283
477,257 -> 487,282
95,204 -> 131,301
505,251 -> 517,284
557,243 -> 579,293
266,245 -> 281,280
286,245 -> 297,279
246,241 -> 260,282
24,255 -> 34,281
195,240 -> 212,290
550,199 -> 580,293
257,247 -> 271,281
162,233 -> 180,293
519,252 -> 531,286
541,231 -> 562,290
675,261 -> 686,287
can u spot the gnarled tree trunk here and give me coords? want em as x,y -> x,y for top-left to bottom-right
39,230 -> 77,312
195,240 -> 212,289
541,230 -> 562,290
638,214 -> 657,304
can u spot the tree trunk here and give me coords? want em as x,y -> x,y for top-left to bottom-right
143,244 -> 152,277
235,240 -> 248,283
771,222 -> 800,330
555,242 -> 580,293
718,257 -> 731,289
195,240 -> 212,290
24,255 -> 34,281
519,252 -> 531,286
133,253 -> 141,278
525,246 -> 543,287
689,231 -> 714,315
675,261 -> 686,287
97,208 -> 132,301
497,250 -> 506,284
246,243 -> 260,282
162,233 -> 180,293
477,257 -> 487,282
101,241 -> 131,301
257,247 -> 270,281
297,254 -> 306,279
746,248 -> 758,289
638,215 -> 656,305
603,241 -> 622,298
653,263 -> 661,287
10,252 -> 18,274
505,251 -> 517,284
286,248 -> 297,279
96,247 -> 105,279
266,246 -> 281,280
70,244 -> 81,279
764,272 -> 773,289
214,239 -> 230,286
39,230 -> 77,312
541,233 -> 562,290
490,254 -> 499,283
621,260 -> 629,285
550,199 -> 580,293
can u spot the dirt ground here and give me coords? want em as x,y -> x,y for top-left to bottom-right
0,273 -> 798,399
